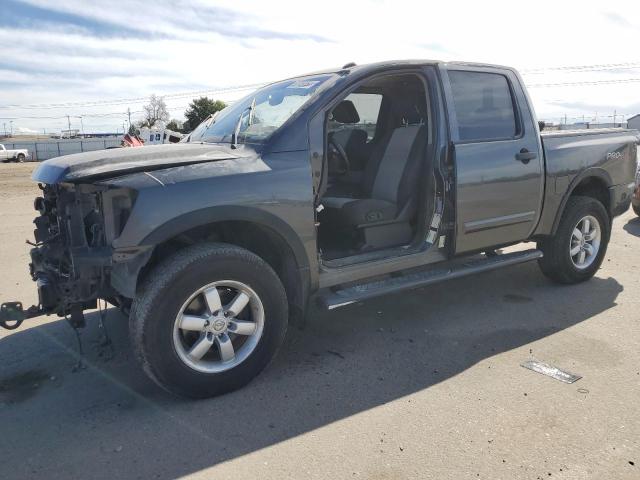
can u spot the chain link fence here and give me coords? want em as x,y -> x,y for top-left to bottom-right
1,137 -> 123,161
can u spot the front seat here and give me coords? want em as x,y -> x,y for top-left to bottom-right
328,100 -> 368,171
321,102 -> 427,249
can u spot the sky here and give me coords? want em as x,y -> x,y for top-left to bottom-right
2,0 -> 640,134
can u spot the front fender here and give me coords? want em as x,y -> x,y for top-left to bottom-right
140,205 -> 311,271
103,151 -> 318,292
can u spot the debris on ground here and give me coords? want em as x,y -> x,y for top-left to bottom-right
521,360 -> 581,384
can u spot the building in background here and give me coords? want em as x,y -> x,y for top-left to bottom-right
60,129 -> 80,138
626,114 -> 640,131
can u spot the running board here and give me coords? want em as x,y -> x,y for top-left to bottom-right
318,249 -> 543,310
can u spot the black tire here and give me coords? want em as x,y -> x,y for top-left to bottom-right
633,203 -> 640,217
16,154 -> 25,163
130,243 -> 288,398
537,196 -> 610,284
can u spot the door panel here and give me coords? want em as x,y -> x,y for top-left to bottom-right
442,67 -> 544,253
454,139 -> 542,252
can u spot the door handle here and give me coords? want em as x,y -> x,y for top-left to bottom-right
515,148 -> 537,163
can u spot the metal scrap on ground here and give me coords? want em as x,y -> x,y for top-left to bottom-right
521,360 -> 582,384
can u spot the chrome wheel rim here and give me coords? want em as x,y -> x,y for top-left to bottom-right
172,280 -> 265,373
569,215 -> 601,270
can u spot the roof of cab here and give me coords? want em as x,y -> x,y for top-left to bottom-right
262,59 -> 520,90
297,59 -> 518,78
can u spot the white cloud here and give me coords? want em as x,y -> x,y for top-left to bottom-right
2,0 -> 640,132
14,126 -> 38,134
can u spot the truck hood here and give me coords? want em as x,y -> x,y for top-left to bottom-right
32,143 -> 245,184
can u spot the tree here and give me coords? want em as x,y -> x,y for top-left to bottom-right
184,97 -> 227,132
140,94 -> 170,128
165,119 -> 183,132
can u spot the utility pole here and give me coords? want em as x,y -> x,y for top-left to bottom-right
79,116 -> 84,137
66,115 -> 71,135
127,108 -> 132,131
613,110 -> 617,126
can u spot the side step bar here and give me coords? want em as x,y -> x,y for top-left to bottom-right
318,249 -> 543,310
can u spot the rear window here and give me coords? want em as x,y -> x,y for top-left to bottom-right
449,71 -> 518,142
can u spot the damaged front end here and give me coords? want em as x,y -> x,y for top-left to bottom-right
1,182 -> 136,329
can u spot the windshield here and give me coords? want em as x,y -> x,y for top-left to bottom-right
187,74 -> 333,144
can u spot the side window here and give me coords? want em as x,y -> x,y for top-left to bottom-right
329,93 -> 382,142
448,71 -> 518,142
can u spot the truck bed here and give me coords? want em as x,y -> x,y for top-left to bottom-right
535,127 -> 638,235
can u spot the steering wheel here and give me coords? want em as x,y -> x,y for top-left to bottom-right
328,137 -> 351,176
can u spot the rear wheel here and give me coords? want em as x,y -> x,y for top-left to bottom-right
537,196 -> 610,284
130,243 -> 288,398
633,203 -> 640,217
16,154 -> 25,163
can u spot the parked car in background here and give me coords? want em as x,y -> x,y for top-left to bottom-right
0,144 -> 29,162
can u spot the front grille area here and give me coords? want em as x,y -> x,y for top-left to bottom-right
30,184 -> 106,315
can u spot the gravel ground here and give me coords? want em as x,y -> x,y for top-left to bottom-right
0,162 -> 639,479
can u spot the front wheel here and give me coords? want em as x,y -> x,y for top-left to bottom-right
537,196 -> 610,284
130,243 -> 288,398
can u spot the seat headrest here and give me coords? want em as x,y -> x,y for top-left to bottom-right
332,100 -> 360,124
393,98 -> 425,126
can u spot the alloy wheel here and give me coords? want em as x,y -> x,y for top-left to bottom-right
172,280 -> 265,373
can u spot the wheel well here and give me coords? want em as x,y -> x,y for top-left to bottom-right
570,176 -> 610,213
138,221 -> 307,322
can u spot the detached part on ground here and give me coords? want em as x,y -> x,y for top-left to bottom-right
2,59 -> 636,398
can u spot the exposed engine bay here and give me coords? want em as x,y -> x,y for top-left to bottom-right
27,182 -> 133,326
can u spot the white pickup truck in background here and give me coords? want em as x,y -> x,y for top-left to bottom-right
0,144 -> 29,162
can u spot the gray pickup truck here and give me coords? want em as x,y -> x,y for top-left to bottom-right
2,60 -> 636,398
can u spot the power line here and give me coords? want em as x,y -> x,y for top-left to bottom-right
6,61 -> 640,111
0,111 -> 141,120
527,77 -> 640,87
4,59 -> 640,113
521,61 -> 640,74
0,83 -> 264,110
6,62 -> 640,124
0,101 -> 238,121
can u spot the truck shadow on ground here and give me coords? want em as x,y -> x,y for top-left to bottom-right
623,216 -> 640,237
0,262 -> 623,479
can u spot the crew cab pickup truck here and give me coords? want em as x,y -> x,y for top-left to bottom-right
0,144 -> 29,162
1,60 -> 636,398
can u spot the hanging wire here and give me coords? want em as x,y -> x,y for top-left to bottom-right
69,314 -> 86,372
98,299 -> 115,359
